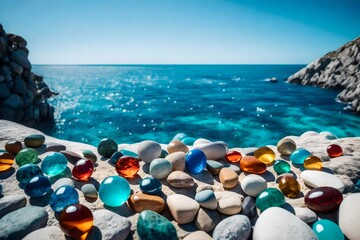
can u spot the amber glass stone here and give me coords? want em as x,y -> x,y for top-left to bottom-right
240,156 -> 267,174
304,156 -> 322,170
305,186 -> 343,212
327,144 -> 343,158
0,152 -> 14,172
115,156 -> 140,178
278,175 -> 301,198
254,146 -> 275,165
5,141 -> 22,155
72,159 -> 94,181
59,203 -> 93,238
226,150 -> 242,163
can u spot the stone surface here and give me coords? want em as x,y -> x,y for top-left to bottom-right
167,171 -> 195,188
52,178 -> 74,190
256,188 -> 285,212
253,207 -> 317,240
195,208 -> 221,232
254,146 -> 275,164
294,207 -> 318,223
50,185 -> 79,212
240,196 -> 257,219
15,148 -> 38,166
338,193 -> 360,240
240,156 -> 267,174
219,168 -> 238,188
44,142 -> 66,152
72,158 -> 94,181
115,156 -> 140,178
99,176 -> 130,207
215,191 -> 243,215
23,226 -> 65,240
313,219 -> 345,240
206,160 -> 224,175
0,206 -> 48,240
137,140 -> 162,164
59,204 -> 93,238
165,151 -> 186,171
195,190 -> 217,210
59,150 -> 82,164
278,175 -> 301,198
139,176 -> 162,195
82,149 -> 97,163
167,139 -> 189,154
184,231 -> 212,240
97,138 -> 118,158
301,170 -> 345,192
0,195 -> 26,218
24,175 -> 51,197
195,142 -> 227,160
277,138 -> 297,156
185,149 -> 207,174
213,215 -> 251,240
167,194 -> 200,224
81,184 -> 98,199
41,152 -> 68,177
240,174 -> 267,197
128,192 -> 165,213
24,134 -> 45,147
149,158 -> 172,179
305,186 -> 343,212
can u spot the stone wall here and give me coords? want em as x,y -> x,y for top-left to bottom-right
287,36 -> 360,113
0,24 -> 56,126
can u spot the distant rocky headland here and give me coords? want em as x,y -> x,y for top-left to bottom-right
288,36 -> 360,113
0,24 -> 56,126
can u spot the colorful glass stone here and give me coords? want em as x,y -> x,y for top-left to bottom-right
273,160 -> 291,175
305,186 -> 343,212
50,185 -> 79,212
278,175 -> 301,198
120,149 -> 138,158
185,149 -> 207,174
59,204 -> 93,238
97,138 -> 118,158
312,219 -> 345,240
137,210 -> 178,240
72,159 -> 94,181
15,148 -> 38,167
115,156 -> 140,178
256,188 -> 285,212
24,175 -> 51,197
24,134 -> 45,148
110,151 -> 124,164
304,156 -> 322,170
99,175 -> 131,207
0,152 -> 14,172
140,177 -> 162,195
327,144 -> 343,158
254,146 -> 275,164
41,152 -> 68,177
290,148 -> 311,165
182,137 -> 196,146
16,163 -> 43,185
240,156 -> 267,174
226,150 -> 242,163
5,140 -> 22,155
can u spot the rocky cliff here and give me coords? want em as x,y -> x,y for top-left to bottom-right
288,36 -> 360,112
0,23 -> 56,126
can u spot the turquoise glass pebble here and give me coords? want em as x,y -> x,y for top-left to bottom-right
182,137 -> 196,146
139,177 -> 162,195
41,152 -> 68,177
185,149 -> 207,174
290,148 -> 311,165
256,188 -> 285,212
50,185 -> 79,212
99,175 -> 131,207
24,175 -> 51,197
355,179 -> 360,192
120,149 -> 138,158
312,219 -> 344,240
273,160 -> 291,175
15,148 -> 38,167
16,163 -> 43,185
173,133 -> 187,141
110,151 -> 124,164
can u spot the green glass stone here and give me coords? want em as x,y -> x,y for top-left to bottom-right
256,188 -> 285,212
24,134 -> 46,148
97,138 -> 118,158
15,148 -> 38,167
273,160 -> 291,175
82,150 -> 97,163
0,149 -> 5,153
312,219 -> 344,240
137,210 -> 178,240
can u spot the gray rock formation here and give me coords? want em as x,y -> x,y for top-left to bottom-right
288,36 -> 360,112
0,24 -> 57,126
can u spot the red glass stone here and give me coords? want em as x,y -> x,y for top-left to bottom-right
115,156 -> 140,178
226,150 -> 242,163
72,159 -> 94,181
326,144 -> 343,158
59,204 -> 93,238
240,156 -> 267,174
5,141 -> 22,155
305,186 -> 343,212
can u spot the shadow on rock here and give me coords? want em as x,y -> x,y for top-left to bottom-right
189,170 -> 214,185
0,167 -> 15,179
30,190 -> 53,207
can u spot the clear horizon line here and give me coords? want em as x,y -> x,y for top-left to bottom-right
32,63 -> 307,66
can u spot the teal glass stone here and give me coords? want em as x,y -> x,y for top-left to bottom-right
256,188 -> 285,212
355,179 -> 360,192
16,163 -> 43,185
15,148 -> 38,167
110,151 -> 124,164
160,149 -> 169,158
185,149 -> 207,174
182,137 -> 196,146
172,133 -> 187,141
139,177 -> 162,195
99,175 -> 130,207
0,149 -> 5,153
50,185 -> 79,212
273,160 -> 291,175
97,138 -> 118,158
41,152 -> 68,177
290,148 -> 311,165
24,175 -> 51,197
312,219 -> 344,240
120,149 -> 138,158
137,210 -> 178,240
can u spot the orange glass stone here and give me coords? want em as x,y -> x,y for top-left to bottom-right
226,150 -> 242,163
0,152 -> 14,172
327,144 -> 342,158
254,146 -> 275,165
59,204 -> 93,238
240,156 -> 267,174
304,156 -> 322,170
278,175 -> 301,198
115,156 -> 140,178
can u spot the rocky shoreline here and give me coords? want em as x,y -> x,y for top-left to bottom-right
0,120 -> 359,239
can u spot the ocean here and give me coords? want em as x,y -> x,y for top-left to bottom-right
33,65 -> 360,148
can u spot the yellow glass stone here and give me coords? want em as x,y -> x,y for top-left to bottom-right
278,175 -> 301,198
304,156 -> 322,170
254,146 -> 275,165
0,158 -> 14,172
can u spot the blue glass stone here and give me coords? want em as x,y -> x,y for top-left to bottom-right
50,185 -> 79,212
173,133 -> 187,141
120,149 -> 138,158
185,149 -> 207,174
110,151 -> 124,164
99,176 -> 131,207
140,177 -> 162,195
25,175 -> 51,197
290,148 -> 311,165
312,219 -> 344,240
182,137 -> 196,146
16,163 -> 43,185
41,152 -> 68,177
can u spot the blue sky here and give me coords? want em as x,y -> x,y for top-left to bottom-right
0,0 -> 359,64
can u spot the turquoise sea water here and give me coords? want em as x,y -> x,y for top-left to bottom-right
33,65 -> 360,148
